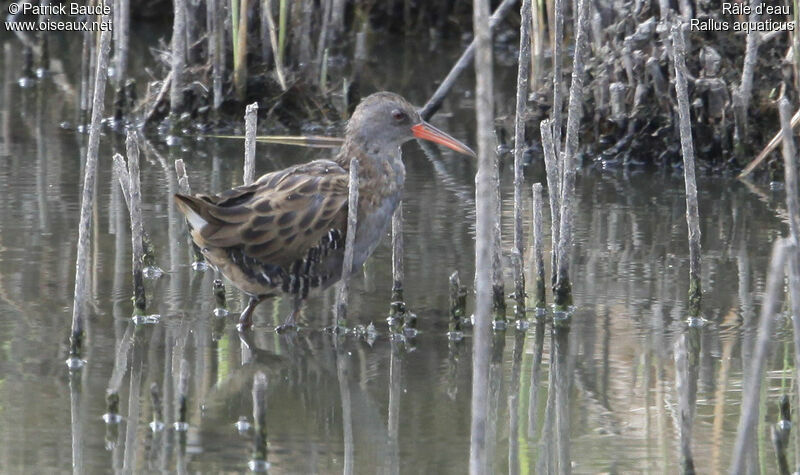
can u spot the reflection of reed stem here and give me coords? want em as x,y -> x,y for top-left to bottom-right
730,238 -> 792,474
252,372 -> 269,463
531,183 -> 546,309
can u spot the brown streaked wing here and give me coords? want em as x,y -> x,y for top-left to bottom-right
198,160 -> 350,267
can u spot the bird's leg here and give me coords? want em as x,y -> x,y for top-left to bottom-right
276,297 -> 303,333
237,295 -> 264,331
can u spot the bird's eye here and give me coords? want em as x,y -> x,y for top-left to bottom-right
391,109 -> 406,122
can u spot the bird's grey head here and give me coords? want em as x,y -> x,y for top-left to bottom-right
345,91 -> 476,158
345,92 -> 421,151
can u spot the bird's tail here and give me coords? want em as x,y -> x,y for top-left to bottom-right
174,194 -> 216,232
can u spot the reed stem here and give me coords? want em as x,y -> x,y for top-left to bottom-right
672,24 -> 702,318
244,102 -> 258,185
170,0 -> 187,117
334,158 -> 359,328
125,131 -> 145,316
512,0 -> 532,323
554,0 -> 590,309
531,183 -> 546,309
470,0 -> 494,470
70,15 -> 111,363
390,204 -> 406,319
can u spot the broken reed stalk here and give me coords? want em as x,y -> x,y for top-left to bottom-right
105,325 -> 134,419
672,24 -> 703,318
390,204 -> 406,323
264,0 -> 288,91
334,158 -> 359,328
449,271 -> 467,335
244,102 -> 258,185
419,0 -> 518,121
540,119 -> 560,284
252,372 -> 269,464
554,0 -> 590,310
174,159 -> 205,266
126,131 -> 146,316
170,0 -> 187,118
70,17 -> 112,363
512,0 -> 532,323
491,163 -> 506,327
730,238 -> 792,474
550,0 -> 565,154
772,395 -> 791,475
531,183 -> 546,309
470,0 -> 494,471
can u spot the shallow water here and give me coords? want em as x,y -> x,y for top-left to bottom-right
0,28 -> 796,474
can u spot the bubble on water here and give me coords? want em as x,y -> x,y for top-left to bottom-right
515,320 -> 530,331
191,260 -> 209,272
18,77 -> 35,88
35,68 -> 48,79
686,316 -> 706,328
446,330 -> 464,341
149,421 -> 165,432
143,266 -> 164,279
235,416 -> 251,434
165,135 -> 182,147
173,421 -> 189,432
102,413 -> 123,424
492,320 -> 508,331
534,307 -> 548,318
403,327 -> 418,339
248,460 -> 271,471
65,357 -> 85,370
389,332 -> 405,343
132,314 -> 161,325
213,307 -> 230,318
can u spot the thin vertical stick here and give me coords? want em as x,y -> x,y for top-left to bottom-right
234,0 -> 249,101
512,0 -> 532,323
208,0 -> 223,111
540,119 -> 560,284
730,238 -> 791,474
170,0 -> 187,117
779,97 -> 800,243
779,97 -> 800,419
772,395 -> 791,475
70,16 -> 112,364
334,158 -> 359,328
672,24 -> 702,317
738,1 -> 763,122
532,183 -> 546,309
251,372 -> 269,465
175,159 -> 191,195
390,204 -> 406,321
126,132 -> 145,316
471,0 -> 494,471
554,0 -> 590,309
551,0 -> 564,155
116,0 -> 130,87
264,0 -> 288,91
244,102 -> 258,185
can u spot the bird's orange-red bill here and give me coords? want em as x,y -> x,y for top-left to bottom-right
412,122 -> 476,157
